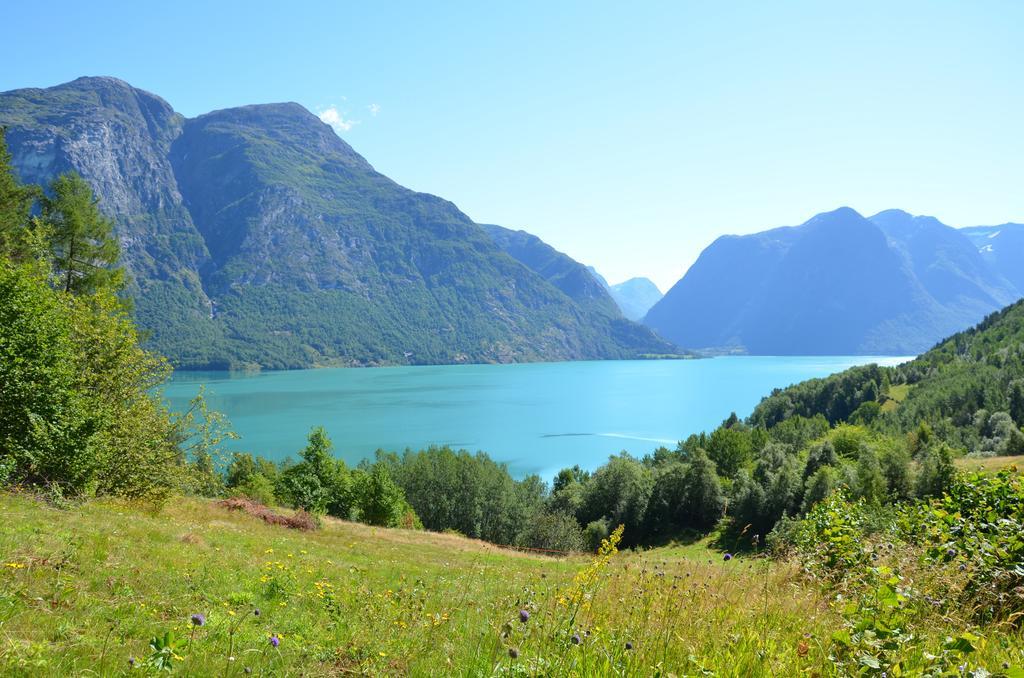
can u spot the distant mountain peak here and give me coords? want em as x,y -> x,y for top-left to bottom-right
644,206 -> 1023,355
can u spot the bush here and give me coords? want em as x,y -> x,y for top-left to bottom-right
582,518 -> 611,553
0,261 -> 180,499
354,464 -> 418,528
518,511 -> 584,552
914,444 -> 956,499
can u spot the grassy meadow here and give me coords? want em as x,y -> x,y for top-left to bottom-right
2,490 -> 1023,676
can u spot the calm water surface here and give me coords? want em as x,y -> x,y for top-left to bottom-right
166,356 -> 909,479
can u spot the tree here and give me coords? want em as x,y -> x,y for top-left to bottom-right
278,427 -> 351,516
705,426 -> 753,478
355,464 -> 415,527
41,172 -> 123,295
854,446 -> 886,504
578,453 -> 654,543
518,511 -> 584,552
679,449 -> 726,530
1010,379 -> 1024,429
0,128 -> 38,259
915,444 -> 956,498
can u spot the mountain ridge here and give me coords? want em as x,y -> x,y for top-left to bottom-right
0,76 -> 678,369
644,207 -> 1023,355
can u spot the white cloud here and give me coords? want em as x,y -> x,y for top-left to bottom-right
318,106 -> 356,133
368,103 -> 381,116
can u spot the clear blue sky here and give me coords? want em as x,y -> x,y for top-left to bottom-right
3,1 -> 1022,290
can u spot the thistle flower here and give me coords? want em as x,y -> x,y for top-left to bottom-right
519,609 -> 530,623
269,634 -> 280,648
190,613 -> 206,626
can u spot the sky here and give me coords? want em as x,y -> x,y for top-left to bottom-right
2,1 -> 1022,291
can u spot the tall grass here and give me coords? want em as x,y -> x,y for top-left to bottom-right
0,493 -> 1020,675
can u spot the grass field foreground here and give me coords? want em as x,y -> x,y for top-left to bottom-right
1,493 -> 1022,676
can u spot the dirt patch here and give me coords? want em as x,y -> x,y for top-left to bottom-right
216,498 -> 318,531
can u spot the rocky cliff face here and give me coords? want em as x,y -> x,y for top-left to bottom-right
0,77 -> 677,368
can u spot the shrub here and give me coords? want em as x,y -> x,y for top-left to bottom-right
582,518 -> 610,553
354,464 -> 418,528
518,511 -> 584,552
0,262 -> 180,499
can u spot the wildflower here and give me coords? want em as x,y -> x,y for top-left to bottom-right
519,609 -> 530,623
190,613 -> 206,627
571,633 -> 581,645
723,553 -> 733,561
128,657 -> 136,667
253,608 -> 260,617
946,548 -> 957,558
508,647 -> 519,659
625,641 -> 634,650
269,634 -> 280,648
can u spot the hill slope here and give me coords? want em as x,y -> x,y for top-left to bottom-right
644,207 -> 1021,355
750,296 -> 1024,452
0,77 -> 671,369
8,492 -> 1014,675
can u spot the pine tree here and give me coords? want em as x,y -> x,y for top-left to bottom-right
41,172 -> 123,295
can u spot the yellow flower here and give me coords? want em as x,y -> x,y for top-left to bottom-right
265,548 -> 274,554
4,563 -> 25,569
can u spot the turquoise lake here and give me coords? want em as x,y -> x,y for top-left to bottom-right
166,356 -> 909,480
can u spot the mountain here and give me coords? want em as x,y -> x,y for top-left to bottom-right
480,225 -> 620,317
586,267 -> 664,321
644,207 -> 1022,355
608,278 -> 663,321
961,223 -> 1024,294
0,77 -> 678,368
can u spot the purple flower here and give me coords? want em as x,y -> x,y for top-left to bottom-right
253,608 -> 261,617
508,647 -> 519,659
723,553 -> 733,561
571,633 -> 581,645
269,634 -> 280,648
190,613 -> 205,626
625,641 -> 634,650
519,609 -> 530,623
128,657 -> 136,667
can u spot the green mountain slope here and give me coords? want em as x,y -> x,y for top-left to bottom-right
750,298 -> 1024,452
0,77 -> 674,368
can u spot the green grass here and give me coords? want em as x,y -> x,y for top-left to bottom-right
955,454 -> 1024,474
1,493 -> 1021,676
880,383 -> 910,412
